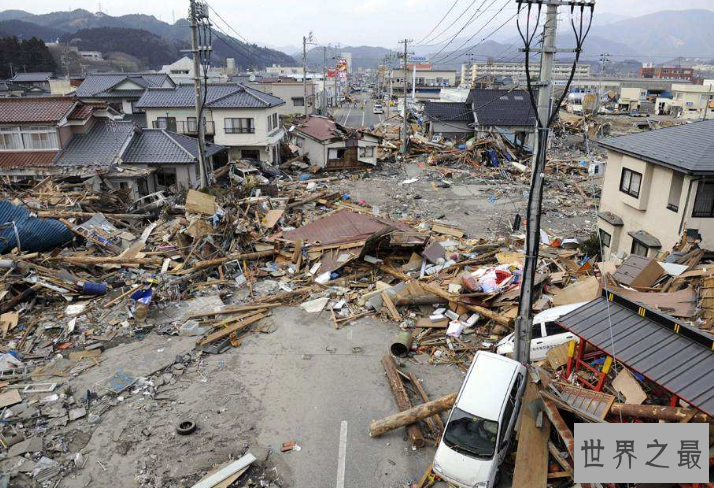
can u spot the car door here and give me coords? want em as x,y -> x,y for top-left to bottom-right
497,372 -> 523,464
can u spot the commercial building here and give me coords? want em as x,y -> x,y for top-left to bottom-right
265,65 -> 304,77
460,61 -> 590,87
639,64 -> 694,82
670,82 -> 714,120
390,64 -> 457,101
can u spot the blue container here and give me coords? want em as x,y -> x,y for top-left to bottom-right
82,281 -> 108,295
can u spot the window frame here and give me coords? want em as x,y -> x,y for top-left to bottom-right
619,168 -> 642,198
224,118 -> 255,134
291,97 -> 305,107
692,181 -> 714,218
599,229 -> 612,248
631,239 -> 649,257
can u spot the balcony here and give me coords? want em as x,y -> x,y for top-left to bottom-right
152,120 -> 215,136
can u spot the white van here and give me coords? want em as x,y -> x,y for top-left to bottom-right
496,302 -> 585,362
433,351 -> 527,488
373,103 -> 384,114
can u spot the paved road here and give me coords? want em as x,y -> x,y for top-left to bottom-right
332,94 -> 384,128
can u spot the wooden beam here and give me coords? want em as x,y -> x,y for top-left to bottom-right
512,381 -> 550,488
381,355 -> 425,448
369,393 -> 457,438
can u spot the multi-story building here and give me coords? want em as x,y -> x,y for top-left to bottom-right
246,77 -> 316,117
639,65 -> 694,82
265,65 -> 304,77
136,83 -> 285,163
390,64 -> 457,101
670,82 -> 714,120
75,72 -> 175,115
460,61 -> 590,87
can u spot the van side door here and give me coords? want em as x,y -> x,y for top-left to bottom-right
497,372 -> 524,463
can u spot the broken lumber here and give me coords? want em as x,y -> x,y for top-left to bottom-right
47,256 -> 161,266
0,284 -> 42,314
381,355 -> 425,448
190,453 -> 256,488
609,403 -> 712,423
512,381 -> 550,488
407,372 -> 444,438
198,312 -> 266,346
369,392 -> 456,438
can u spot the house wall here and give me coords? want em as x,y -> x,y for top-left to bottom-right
144,108 -> 209,129
476,125 -> 535,148
597,149 -> 714,258
250,82 -> 315,117
293,134 -> 327,167
430,121 -> 472,138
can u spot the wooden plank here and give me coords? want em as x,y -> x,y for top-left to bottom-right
381,355 -> 425,448
189,453 -> 256,488
0,389 -> 22,408
512,381 -> 550,488
548,441 -> 573,477
198,313 -> 265,346
381,292 -> 402,322
185,189 -> 216,215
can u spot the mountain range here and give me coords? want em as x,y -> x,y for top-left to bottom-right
0,8 -> 294,69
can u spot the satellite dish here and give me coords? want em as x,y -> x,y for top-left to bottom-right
249,74 -> 256,82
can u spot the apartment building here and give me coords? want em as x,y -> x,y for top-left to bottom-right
460,61 -> 590,86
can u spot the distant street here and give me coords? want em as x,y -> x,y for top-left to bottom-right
331,93 -> 384,128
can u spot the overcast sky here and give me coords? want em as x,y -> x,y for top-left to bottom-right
15,0 -> 714,50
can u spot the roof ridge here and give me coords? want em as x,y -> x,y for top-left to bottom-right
204,84 -> 244,107
163,130 -> 197,160
238,84 -> 273,107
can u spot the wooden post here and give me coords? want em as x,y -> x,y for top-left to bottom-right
381,355 -> 425,448
369,392 -> 457,438
609,403 -> 712,423
407,372 -> 444,439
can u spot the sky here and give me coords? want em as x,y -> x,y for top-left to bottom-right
13,0 -> 714,50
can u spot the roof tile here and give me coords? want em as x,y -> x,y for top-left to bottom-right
0,97 -> 76,124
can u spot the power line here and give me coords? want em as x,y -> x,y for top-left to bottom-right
427,0 -> 498,62
212,26 -> 262,68
415,0 -> 461,45
419,0 -> 480,47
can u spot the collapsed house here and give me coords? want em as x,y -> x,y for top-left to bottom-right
467,88 -> 538,150
289,115 -> 382,170
422,101 -> 474,142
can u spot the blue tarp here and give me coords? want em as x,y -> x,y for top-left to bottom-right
0,201 -> 73,253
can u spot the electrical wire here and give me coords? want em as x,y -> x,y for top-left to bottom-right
427,0 -> 499,62
416,0 -> 461,46
419,0 -> 481,47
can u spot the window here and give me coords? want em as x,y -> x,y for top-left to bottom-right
531,323 -> 543,339
328,148 -> 346,159
631,240 -> 648,257
619,168 -> 642,198
599,229 -> 612,248
0,126 -> 59,150
292,97 -> 305,107
545,321 -> 567,336
156,169 -> 177,188
186,117 -> 198,132
267,113 -> 279,132
241,149 -> 260,160
443,407 -> 498,460
693,181 -> 714,217
156,117 -> 176,131
224,118 -> 254,134
359,146 -> 375,158
666,171 -> 684,212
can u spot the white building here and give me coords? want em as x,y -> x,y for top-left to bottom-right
160,56 -> 226,84
136,83 -> 286,163
265,65 -> 304,77
460,61 -> 590,86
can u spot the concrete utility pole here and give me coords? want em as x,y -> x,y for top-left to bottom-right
399,39 -> 412,154
189,0 -> 209,189
322,46 -> 328,115
514,0 -> 593,365
302,32 -> 315,117
703,83 -> 712,121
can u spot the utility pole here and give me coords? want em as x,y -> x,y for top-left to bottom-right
302,32 -> 315,118
399,39 -> 412,154
387,55 -> 393,119
703,83 -> 712,121
514,0 -> 590,365
189,0 -> 209,189
322,46 -> 328,115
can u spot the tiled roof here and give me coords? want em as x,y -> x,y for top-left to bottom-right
12,72 -> 53,83
123,129 -> 224,164
54,120 -> 136,167
293,116 -> 341,141
598,120 -> 714,175
0,97 -> 76,124
0,151 -> 59,169
136,83 -> 285,109
75,73 -> 172,98
423,101 -> 474,123
67,102 -> 105,120
467,88 -> 537,127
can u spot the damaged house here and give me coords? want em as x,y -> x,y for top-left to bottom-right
0,96 -> 224,198
75,72 -> 176,117
422,101 -> 474,142
597,119 -> 714,259
466,88 -> 537,149
290,115 -> 382,170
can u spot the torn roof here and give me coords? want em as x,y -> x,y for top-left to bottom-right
292,116 -> 382,142
281,210 -> 412,247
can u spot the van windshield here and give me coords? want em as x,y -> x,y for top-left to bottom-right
443,408 -> 498,459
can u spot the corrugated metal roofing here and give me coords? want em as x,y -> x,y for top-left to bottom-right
0,97 -> 76,124
558,295 -> 714,417
136,83 -> 285,109
598,119 -> 714,175
0,200 -> 73,253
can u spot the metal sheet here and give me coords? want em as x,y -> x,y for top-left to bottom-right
0,201 -> 73,253
558,295 -> 714,418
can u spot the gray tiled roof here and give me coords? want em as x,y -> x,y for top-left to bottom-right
467,89 -> 537,127
423,101 -> 473,123
76,73 -> 172,98
12,72 -> 53,83
54,120 -> 136,167
123,129 -> 224,164
598,119 -> 714,175
136,83 -> 285,109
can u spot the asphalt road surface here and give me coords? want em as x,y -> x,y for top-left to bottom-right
332,94 -> 384,128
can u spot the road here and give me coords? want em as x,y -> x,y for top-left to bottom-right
332,93 -> 384,128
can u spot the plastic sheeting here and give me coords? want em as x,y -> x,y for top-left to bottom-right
0,201 -> 73,253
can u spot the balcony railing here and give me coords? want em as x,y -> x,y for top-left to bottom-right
152,120 -> 215,135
